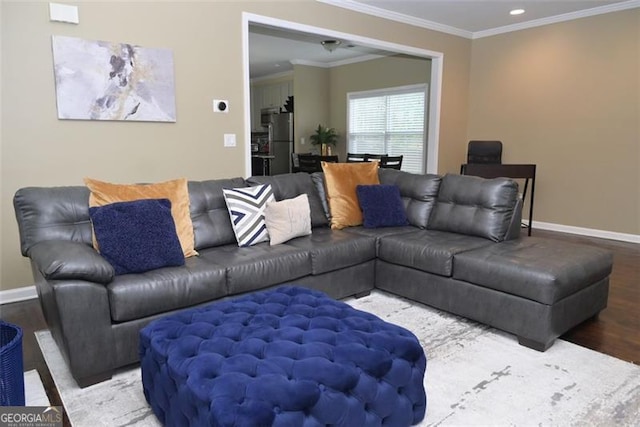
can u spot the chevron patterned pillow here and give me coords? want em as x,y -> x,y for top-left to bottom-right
223,184 -> 275,246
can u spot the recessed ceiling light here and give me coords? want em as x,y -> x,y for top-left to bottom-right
510,9 -> 525,16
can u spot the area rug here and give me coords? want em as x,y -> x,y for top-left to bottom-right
35,290 -> 640,426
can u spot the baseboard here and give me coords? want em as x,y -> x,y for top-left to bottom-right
532,221 -> 640,244
0,285 -> 38,305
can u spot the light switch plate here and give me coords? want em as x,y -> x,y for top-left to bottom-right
224,134 -> 236,147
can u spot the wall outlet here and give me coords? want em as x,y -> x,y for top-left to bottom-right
300,137 -> 305,145
213,99 -> 229,113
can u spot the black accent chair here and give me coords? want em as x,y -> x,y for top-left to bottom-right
467,140 -> 503,164
380,155 -> 403,170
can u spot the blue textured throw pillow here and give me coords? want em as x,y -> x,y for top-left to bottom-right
356,184 -> 409,228
89,199 -> 185,275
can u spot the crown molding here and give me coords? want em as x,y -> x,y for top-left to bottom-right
327,54 -> 386,67
290,59 -> 330,68
250,70 -> 293,84
317,0 -> 640,40
290,54 -> 386,70
316,0 -> 474,39
473,0 -> 640,39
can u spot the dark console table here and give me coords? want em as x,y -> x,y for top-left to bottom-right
460,164 -> 536,236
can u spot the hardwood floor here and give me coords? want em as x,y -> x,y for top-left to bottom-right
533,230 -> 640,365
1,228 -> 638,424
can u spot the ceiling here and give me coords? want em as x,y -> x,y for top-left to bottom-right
250,0 -> 637,79
249,25 -> 391,79
330,0 -> 633,35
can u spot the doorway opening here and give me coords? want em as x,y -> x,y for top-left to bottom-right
242,12 -> 443,177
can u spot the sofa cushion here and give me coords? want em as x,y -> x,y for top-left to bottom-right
345,226 -> 416,240
356,184 -> 408,228
453,237 -> 614,305
223,184 -> 275,247
13,186 -> 93,256
428,174 -> 519,242
378,169 -> 441,229
107,256 -> 227,322
285,228 -> 377,275
189,178 -> 247,250
84,177 -> 197,257
310,172 -> 331,223
378,230 -> 493,277
247,173 -> 329,227
264,194 -> 312,245
198,244 -> 311,296
322,162 -> 380,229
89,199 -> 185,275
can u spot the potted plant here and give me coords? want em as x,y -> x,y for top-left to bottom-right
310,124 -> 338,155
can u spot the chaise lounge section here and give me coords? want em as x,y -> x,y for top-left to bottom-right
13,169 -> 612,387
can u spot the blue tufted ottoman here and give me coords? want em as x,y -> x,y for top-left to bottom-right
140,286 -> 426,426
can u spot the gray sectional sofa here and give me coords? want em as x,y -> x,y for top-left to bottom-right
13,169 -> 613,387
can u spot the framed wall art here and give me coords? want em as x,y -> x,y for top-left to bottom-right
51,35 -> 176,122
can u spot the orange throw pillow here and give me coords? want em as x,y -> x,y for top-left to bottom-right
84,177 -> 197,258
321,161 -> 380,229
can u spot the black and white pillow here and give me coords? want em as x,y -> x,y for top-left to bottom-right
223,184 -> 275,246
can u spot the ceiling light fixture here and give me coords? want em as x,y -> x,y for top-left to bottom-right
510,9 -> 525,16
321,40 -> 342,53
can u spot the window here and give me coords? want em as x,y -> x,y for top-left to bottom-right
348,84 -> 427,174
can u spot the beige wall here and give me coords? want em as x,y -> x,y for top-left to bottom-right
1,0 -> 472,292
329,54 -> 432,160
467,9 -> 639,234
292,64 -> 330,153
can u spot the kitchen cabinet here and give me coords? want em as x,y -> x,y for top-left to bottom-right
250,80 -> 292,131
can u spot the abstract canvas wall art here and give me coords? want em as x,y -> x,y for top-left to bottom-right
51,36 -> 176,122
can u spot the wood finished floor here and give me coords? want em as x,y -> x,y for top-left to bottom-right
1,229 -> 638,424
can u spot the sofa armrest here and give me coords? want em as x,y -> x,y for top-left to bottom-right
504,197 -> 523,240
28,240 -> 114,284
33,274 -> 116,386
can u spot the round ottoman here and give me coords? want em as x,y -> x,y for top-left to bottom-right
140,286 -> 427,426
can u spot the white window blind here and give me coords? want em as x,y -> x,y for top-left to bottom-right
348,85 -> 427,174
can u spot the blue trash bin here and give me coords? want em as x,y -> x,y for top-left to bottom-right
0,321 -> 25,406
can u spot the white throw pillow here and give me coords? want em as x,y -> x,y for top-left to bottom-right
264,194 -> 312,245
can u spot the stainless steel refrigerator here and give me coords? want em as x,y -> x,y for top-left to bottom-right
267,113 -> 293,175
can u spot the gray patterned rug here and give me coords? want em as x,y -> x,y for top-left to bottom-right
36,291 -> 640,426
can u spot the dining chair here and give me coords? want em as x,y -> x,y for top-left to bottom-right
297,155 -> 338,173
297,154 -> 320,173
347,153 -> 368,162
380,155 -> 403,170
317,155 -> 339,165
366,153 -> 387,162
